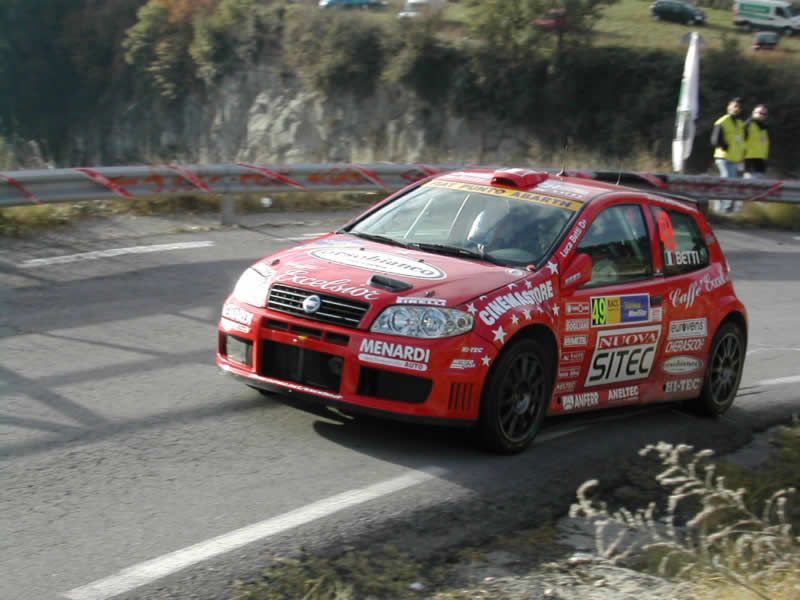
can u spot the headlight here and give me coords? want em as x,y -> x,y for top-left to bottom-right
232,265 -> 273,307
371,306 -> 473,338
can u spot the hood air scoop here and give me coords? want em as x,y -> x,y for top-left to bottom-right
368,274 -> 413,292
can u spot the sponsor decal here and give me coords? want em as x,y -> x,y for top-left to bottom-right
358,339 -> 431,372
665,378 -> 702,393
450,358 -> 476,370
559,219 -> 588,258
562,392 -> 600,411
396,296 -> 447,306
560,350 -> 585,364
650,307 -> 663,321
665,338 -> 705,353
555,381 -> 577,393
665,250 -> 703,267
222,303 -> 254,325
558,366 -> 581,379
591,294 -> 651,327
537,181 -> 593,200
425,180 -> 583,211
275,268 -> 381,300
662,356 -> 704,375
564,335 -> 589,347
566,302 -> 590,315
566,319 -> 590,332
607,385 -> 639,404
220,317 -> 251,334
309,248 -> 446,280
669,271 -> 728,309
668,318 -> 708,340
478,280 -> 555,326
461,346 -> 485,354
586,325 -> 661,387
565,272 -> 582,285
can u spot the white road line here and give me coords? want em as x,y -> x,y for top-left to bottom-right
63,468 -> 443,600
758,375 -> 800,386
20,241 -> 216,268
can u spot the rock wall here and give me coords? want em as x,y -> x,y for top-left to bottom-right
71,63 -> 538,167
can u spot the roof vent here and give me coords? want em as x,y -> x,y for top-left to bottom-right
490,169 -> 549,189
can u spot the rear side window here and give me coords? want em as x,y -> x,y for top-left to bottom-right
652,207 -> 709,275
577,204 -> 653,286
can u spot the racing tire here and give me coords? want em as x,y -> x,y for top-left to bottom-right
783,27 -> 793,37
743,22 -> 753,32
689,322 -> 745,416
477,338 -> 552,454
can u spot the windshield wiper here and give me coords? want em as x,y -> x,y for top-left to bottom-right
406,242 -> 503,265
344,232 -> 408,248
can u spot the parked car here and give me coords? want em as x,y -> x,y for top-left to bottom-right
734,0 -> 800,35
217,168 -> 747,454
319,0 -> 387,8
651,0 -> 706,24
753,30 -> 780,48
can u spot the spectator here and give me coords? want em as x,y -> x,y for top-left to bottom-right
710,97 -> 746,212
744,104 -> 770,179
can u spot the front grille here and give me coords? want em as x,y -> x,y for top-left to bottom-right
268,284 -> 369,329
357,366 -> 432,404
261,340 -> 343,393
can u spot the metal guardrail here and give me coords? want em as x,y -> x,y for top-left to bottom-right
2,163 -> 799,224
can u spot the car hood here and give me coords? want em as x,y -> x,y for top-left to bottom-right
260,235 -> 532,307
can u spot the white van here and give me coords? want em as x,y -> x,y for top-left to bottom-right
398,0 -> 445,19
734,0 -> 800,35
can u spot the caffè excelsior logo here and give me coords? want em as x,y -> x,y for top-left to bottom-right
309,247 -> 447,280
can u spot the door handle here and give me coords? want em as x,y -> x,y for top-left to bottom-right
651,295 -> 664,306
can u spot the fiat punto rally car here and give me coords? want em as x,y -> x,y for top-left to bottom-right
217,168 -> 747,453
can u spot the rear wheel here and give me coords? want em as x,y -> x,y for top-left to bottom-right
783,27 -> 793,37
478,338 -> 552,454
690,322 -> 745,416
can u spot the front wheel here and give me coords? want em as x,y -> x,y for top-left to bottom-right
478,338 -> 552,454
783,27 -> 794,37
690,322 -> 745,416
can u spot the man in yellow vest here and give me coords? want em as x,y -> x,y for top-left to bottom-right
744,104 -> 769,179
710,97 -> 745,211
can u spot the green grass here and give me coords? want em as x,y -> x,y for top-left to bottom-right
593,0 -> 800,56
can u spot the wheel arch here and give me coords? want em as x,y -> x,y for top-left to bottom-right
490,324 -> 559,378
717,310 -> 748,346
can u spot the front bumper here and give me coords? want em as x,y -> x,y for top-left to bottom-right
216,300 -> 495,423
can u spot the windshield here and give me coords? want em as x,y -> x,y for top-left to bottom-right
347,180 -> 579,266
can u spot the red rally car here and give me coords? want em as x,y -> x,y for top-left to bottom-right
217,168 -> 747,453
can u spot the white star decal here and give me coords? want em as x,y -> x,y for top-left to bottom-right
481,355 -> 492,366
508,282 -> 517,290
523,309 -> 532,320
547,261 -> 559,275
525,280 -> 533,289
467,303 -> 477,314
511,314 -> 520,325
553,304 -> 560,316
493,326 -> 507,344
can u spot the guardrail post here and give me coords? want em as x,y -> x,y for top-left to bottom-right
220,191 -> 236,226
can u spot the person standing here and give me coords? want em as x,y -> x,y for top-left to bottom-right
710,97 -> 746,211
744,104 -> 769,179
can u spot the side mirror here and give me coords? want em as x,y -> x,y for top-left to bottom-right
560,253 -> 592,290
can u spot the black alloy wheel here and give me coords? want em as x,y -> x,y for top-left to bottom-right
478,339 -> 552,453
692,322 -> 745,416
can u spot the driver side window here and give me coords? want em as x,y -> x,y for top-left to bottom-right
577,204 -> 653,286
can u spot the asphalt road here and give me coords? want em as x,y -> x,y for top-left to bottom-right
1,211 -> 799,600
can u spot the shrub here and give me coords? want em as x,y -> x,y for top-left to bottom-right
282,7 -> 385,98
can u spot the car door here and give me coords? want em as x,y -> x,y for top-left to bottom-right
556,200 -> 672,412
649,201 -> 716,400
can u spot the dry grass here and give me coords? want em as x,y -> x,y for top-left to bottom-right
736,202 -> 800,230
0,192 -> 379,237
571,420 -> 800,600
